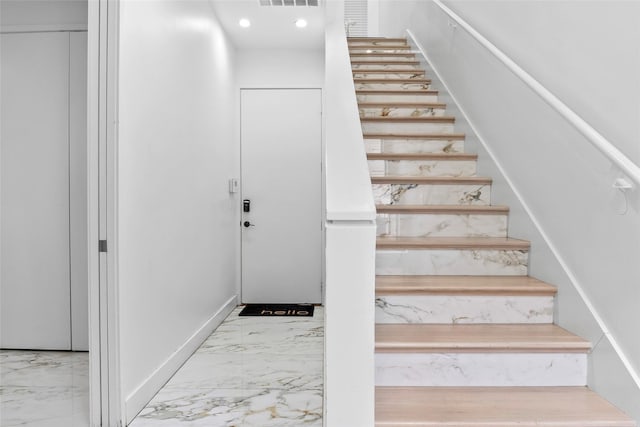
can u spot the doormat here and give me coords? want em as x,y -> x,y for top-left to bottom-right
239,304 -> 315,317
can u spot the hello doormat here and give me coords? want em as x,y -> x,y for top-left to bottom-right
238,304 -> 315,317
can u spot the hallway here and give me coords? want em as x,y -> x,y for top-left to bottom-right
129,307 -> 324,426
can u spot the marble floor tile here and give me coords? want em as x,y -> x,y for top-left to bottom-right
0,350 -> 89,427
131,307 -> 324,427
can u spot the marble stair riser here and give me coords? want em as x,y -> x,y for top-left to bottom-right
353,72 -> 426,79
375,353 -> 586,387
352,63 -> 421,70
376,213 -> 507,238
349,49 -> 412,54
357,93 -> 439,103
348,41 -> 409,47
360,107 -> 447,118
365,139 -> 465,154
368,159 -> 477,177
375,249 -> 529,276
362,121 -> 454,134
350,56 -> 416,62
355,82 -> 432,91
375,295 -> 553,324
372,183 -> 491,205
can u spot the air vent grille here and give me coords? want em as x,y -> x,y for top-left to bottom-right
259,0 -> 319,6
344,0 -> 368,36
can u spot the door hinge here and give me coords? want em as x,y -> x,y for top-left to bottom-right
98,240 -> 108,253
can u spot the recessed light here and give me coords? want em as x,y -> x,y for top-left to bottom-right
239,18 -> 251,28
295,19 -> 308,28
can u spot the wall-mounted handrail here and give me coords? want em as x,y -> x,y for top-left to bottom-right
433,0 -> 640,188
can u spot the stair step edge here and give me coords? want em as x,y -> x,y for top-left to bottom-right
376,275 -> 557,296
376,236 -> 530,250
375,204 -> 506,213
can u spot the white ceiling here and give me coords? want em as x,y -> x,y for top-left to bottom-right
211,0 -> 325,49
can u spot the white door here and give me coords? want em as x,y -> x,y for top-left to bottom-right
241,89 -> 322,303
0,32 -> 88,350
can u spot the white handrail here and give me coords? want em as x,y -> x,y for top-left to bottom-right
433,0 -> 640,188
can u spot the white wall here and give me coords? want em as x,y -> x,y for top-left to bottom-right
237,48 -> 324,88
117,1 -> 239,422
0,0 -> 87,30
377,0 -> 640,421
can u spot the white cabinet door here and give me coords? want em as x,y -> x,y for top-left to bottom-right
1,32 -> 72,350
240,89 -> 322,303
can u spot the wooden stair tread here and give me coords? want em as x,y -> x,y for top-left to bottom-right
348,37 -> 407,43
352,60 -> 421,65
376,236 -> 530,250
375,275 -> 556,296
376,204 -> 506,214
371,176 -> 491,185
352,69 -> 426,74
364,133 -> 465,140
375,324 -> 591,353
359,102 -> 445,109
356,89 -> 437,95
350,52 -> 416,57
368,153 -> 476,160
354,78 -> 432,84
375,386 -> 635,426
361,116 -> 454,123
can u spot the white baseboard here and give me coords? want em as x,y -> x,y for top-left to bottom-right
124,295 -> 238,423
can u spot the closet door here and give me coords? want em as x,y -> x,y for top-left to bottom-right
1,32 -> 72,350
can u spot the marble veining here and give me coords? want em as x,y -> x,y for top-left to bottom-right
361,122 -> 454,134
376,213 -> 507,237
360,107 -> 445,118
130,307 -> 324,427
355,82 -> 431,91
372,184 -> 491,205
357,93 -> 439,103
375,295 -> 554,324
353,72 -> 425,80
375,353 -> 587,387
368,159 -> 477,177
351,63 -> 420,70
0,350 -> 89,427
364,139 -> 465,155
375,249 -> 529,276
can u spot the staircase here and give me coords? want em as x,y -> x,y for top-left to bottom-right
348,37 -> 636,426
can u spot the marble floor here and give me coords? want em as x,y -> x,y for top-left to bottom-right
0,349 -> 90,427
130,306 -> 324,427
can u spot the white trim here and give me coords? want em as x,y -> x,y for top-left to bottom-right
124,295 -> 238,423
431,0 -> 640,188
406,27 -> 640,393
0,24 -> 88,33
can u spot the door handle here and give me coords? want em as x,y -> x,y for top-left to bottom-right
243,221 -> 255,228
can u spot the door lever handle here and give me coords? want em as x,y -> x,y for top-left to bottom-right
243,221 -> 255,228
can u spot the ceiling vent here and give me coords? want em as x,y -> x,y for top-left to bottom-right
259,0 -> 319,6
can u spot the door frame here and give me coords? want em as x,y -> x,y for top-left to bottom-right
88,0 -> 122,425
238,87 -> 325,304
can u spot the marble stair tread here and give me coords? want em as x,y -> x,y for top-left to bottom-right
349,45 -> 412,50
375,324 -> 591,353
354,78 -> 432,84
376,236 -> 530,250
361,116 -> 455,123
364,132 -> 465,140
375,386 -> 636,426
348,37 -> 407,42
371,176 -> 491,185
376,275 -> 556,296
375,204 -> 506,214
